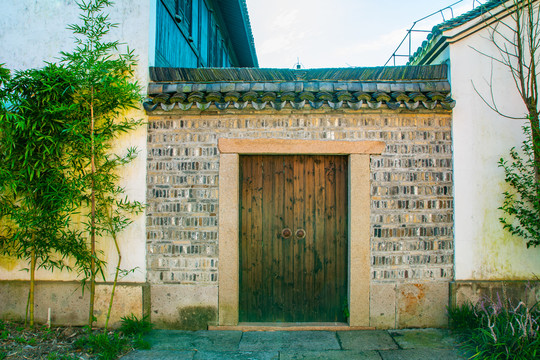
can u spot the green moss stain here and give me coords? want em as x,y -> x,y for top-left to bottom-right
177,306 -> 217,331
1,311 -> 24,322
0,255 -> 18,271
477,179 -> 540,279
479,203 -> 518,278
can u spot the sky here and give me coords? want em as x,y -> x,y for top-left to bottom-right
245,0 -> 486,69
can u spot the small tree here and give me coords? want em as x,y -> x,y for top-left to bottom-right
473,0 -> 540,246
0,64 -> 91,327
499,126 -> 540,247
475,0 -> 539,175
60,0 -> 143,328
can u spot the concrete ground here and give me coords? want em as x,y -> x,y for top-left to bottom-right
121,328 -> 468,360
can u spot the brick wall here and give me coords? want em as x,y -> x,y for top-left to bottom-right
146,109 -> 453,290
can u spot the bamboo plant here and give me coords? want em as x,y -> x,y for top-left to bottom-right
60,0 -> 143,328
0,64 -> 92,327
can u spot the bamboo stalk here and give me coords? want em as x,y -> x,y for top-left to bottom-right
104,216 -> 121,331
24,290 -> 30,327
29,247 -> 36,328
89,86 -> 96,327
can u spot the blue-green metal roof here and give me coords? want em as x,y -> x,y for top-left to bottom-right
216,0 -> 258,67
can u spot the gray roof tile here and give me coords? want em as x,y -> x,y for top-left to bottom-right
220,83 -> 236,92
146,65 -> 453,113
376,83 -> 392,92
409,0 -> 505,64
235,83 -> 250,92
251,83 -> 264,91
263,83 -> 279,92
280,82 -> 296,92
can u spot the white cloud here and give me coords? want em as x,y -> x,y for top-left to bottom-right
273,9 -> 301,29
247,0 -> 489,68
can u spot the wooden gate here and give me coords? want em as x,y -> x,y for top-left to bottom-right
239,155 -> 348,322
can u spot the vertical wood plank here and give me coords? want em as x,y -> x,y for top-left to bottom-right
293,155 -> 306,321
283,156 -> 295,322
303,156 -> 316,320
239,156 -> 251,321
243,156 -> 253,321
251,155 -> 263,320
261,155 -> 274,321
313,156 -> 326,321
324,157 -> 337,320
272,156 -> 285,321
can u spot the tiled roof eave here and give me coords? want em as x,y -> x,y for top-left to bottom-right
145,79 -> 455,113
144,98 -> 455,113
146,65 -> 455,113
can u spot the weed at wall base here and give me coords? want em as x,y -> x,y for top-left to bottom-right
118,314 -> 153,336
74,332 -> 128,360
448,296 -> 540,359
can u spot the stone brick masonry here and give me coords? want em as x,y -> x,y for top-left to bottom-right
146,109 -> 454,290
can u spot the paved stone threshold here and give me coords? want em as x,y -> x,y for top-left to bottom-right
121,328 -> 467,360
209,322 -> 375,331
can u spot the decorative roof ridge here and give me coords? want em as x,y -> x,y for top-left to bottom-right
149,65 -> 449,83
408,0 -> 507,64
148,79 -> 451,95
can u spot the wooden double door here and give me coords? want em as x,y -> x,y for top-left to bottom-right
239,155 -> 348,322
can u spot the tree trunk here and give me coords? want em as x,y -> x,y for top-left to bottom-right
528,110 -> 540,184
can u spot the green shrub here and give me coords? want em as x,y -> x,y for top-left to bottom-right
132,333 -> 151,350
449,297 -> 540,359
119,314 -> 153,336
74,332 -> 128,360
447,302 -> 482,334
499,125 -> 540,248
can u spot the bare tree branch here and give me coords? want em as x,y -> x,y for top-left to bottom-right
471,62 -> 526,120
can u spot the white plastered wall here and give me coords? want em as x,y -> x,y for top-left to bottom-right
0,0 -> 150,283
445,11 -> 540,280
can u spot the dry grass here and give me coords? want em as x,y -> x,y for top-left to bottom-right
0,320 -> 134,360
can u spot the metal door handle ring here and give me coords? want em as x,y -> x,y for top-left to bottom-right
282,228 -> 292,238
295,229 -> 306,239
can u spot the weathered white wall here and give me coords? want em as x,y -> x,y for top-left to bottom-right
0,0 -> 150,283
445,13 -> 540,280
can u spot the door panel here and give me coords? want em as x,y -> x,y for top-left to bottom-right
239,155 -> 348,322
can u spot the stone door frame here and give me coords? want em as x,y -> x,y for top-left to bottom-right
217,139 -> 385,326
